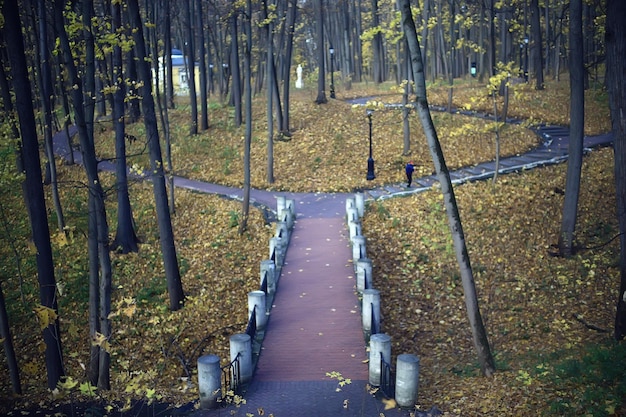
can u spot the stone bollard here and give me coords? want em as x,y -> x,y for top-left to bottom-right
198,354 -> 221,409
276,196 -> 286,215
355,193 -> 365,218
260,260 -> 276,294
362,288 -> 381,334
348,220 -> 361,239
270,236 -> 284,266
356,258 -> 373,292
346,206 -> 358,223
276,221 -> 289,240
395,354 -> 420,408
230,334 -> 253,384
369,333 -> 391,386
248,290 -> 267,330
351,235 -> 366,265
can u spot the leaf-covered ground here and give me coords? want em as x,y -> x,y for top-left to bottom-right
0,77 -> 620,415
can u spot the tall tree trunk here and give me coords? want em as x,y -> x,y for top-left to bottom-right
558,0 -> 584,257
185,0 -> 198,135
530,0 -> 544,89
314,0 -> 327,104
53,0 -> 113,389
399,0 -> 495,377
197,0 -> 208,131
111,0 -> 139,254
128,0 -> 185,311
266,0 -> 275,184
371,0 -> 385,83
164,0 -> 175,109
280,0 -> 297,134
0,281 -> 21,394
605,0 -> 626,340
38,0 -> 65,234
230,13 -> 243,127
4,0 -> 66,388
239,0 -> 253,235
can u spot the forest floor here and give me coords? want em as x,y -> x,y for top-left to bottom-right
1,77 -> 624,416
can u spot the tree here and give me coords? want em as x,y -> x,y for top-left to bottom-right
239,0 -> 253,235
266,0 -> 275,184
53,0 -> 113,389
184,0 -> 198,135
529,0 -> 544,90
605,0 -> 626,341
111,0 -> 139,254
197,0 -> 209,131
127,0 -> 185,311
3,0 -> 66,389
399,0 -> 495,377
314,0 -> 327,104
558,0 -> 584,258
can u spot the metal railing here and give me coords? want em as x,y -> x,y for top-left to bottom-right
221,352 -> 241,395
370,303 -> 380,335
245,305 -> 257,339
380,351 -> 394,398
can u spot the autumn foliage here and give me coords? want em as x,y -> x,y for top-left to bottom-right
0,79 -> 622,416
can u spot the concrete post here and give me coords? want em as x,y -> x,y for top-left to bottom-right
198,354 -> 221,409
356,258 -> 373,291
276,196 -> 286,215
355,193 -> 365,217
230,334 -> 252,384
348,220 -> 361,239
362,288 -> 380,333
260,259 -> 276,294
395,354 -> 420,408
351,235 -> 366,264
276,221 -> 289,241
369,333 -> 391,386
248,290 -> 267,330
270,236 -> 284,266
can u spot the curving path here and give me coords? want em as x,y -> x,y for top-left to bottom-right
53,113 -> 613,417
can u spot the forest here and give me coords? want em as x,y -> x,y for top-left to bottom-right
0,0 -> 625,415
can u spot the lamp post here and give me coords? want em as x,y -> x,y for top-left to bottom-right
523,35 -> 529,82
366,109 -> 375,181
329,46 -> 336,99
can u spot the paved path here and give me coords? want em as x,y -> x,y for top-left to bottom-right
53,115 -> 613,417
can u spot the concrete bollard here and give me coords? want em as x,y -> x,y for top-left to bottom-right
276,196 -> 286,215
198,354 -> 221,409
346,206 -> 358,223
248,290 -> 267,330
270,236 -> 284,266
351,235 -> 366,264
395,354 -> 420,408
356,258 -> 373,291
362,288 -> 380,333
369,333 -> 391,386
260,260 -> 276,294
276,221 -> 289,240
230,334 -> 253,384
348,220 -> 361,239
355,193 -> 365,218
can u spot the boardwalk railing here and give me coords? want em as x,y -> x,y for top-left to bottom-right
380,351 -> 394,398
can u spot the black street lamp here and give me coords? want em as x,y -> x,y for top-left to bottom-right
523,35 -> 529,82
366,109 -> 375,181
329,46 -> 336,99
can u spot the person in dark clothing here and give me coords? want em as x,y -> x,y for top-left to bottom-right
405,161 -> 415,187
